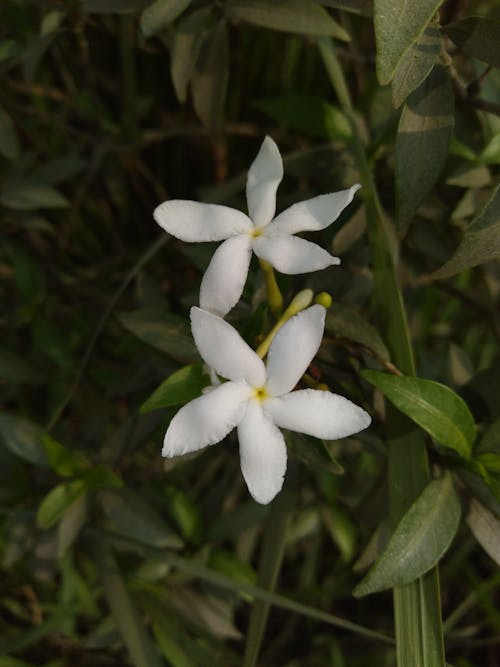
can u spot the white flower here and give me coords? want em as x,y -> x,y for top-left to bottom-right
162,305 -> 371,504
154,137 -> 360,318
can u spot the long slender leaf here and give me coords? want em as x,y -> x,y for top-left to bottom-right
363,370 -> 476,459
354,473 -> 461,596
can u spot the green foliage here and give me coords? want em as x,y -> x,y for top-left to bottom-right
363,370 -> 476,459
354,473 -> 461,596
1,1 -> 499,666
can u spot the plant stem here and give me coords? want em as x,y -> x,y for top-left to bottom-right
259,258 -> 283,318
318,37 -> 446,666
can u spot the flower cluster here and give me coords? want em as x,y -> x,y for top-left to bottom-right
154,137 -> 370,504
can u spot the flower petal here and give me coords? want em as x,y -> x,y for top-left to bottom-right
190,307 -> 266,386
269,185 -> 361,235
238,400 -> 287,504
199,235 -> 252,317
163,381 -> 251,457
253,235 -> 339,274
246,136 -> 283,227
266,305 -> 326,397
154,200 -> 253,242
266,389 -> 371,440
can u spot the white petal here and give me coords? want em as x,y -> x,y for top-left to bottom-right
154,200 -> 253,242
253,235 -> 340,274
199,235 -> 252,317
266,305 -> 325,396
266,389 -> 371,440
246,136 -> 283,227
269,185 -> 361,235
190,307 -> 266,387
238,400 -> 287,504
163,381 -> 251,457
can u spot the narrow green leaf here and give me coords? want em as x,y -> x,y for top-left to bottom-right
374,0 -> 443,85
243,488 -> 296,667
98,546 -> 163,667
117,308 -> 197,363
169,7 -> 210,103
155,550 -> 393,643
0,413 -> 48,466
42,434 -> 88,477
37,479 -> 87,529
396,65 -> 454,236
286,432 -> 343,475
57,493 -> 87,557
443,16 -> 500,68
432,185 -> 500,278
254,94 -> 351,140
140,0 -> 192,37
101,488 -> 183,549
391,19 -> 441,108
0,107 -> 20,161
0,179 -> 69,210
152,624 -> 193,667
354,473 -> 461,596
191,20 -> 229,132
363,370 -> 476,459
226,0 -> 350,40
325,305 -> 390,362
83,466 -> 123,490
140,363 -> 210,413
467,498 -> 500,566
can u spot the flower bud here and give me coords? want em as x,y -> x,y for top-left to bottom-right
315,292 -> 332,309
284,289 -> 314,318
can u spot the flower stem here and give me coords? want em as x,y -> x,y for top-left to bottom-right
318,37 -> 446,666
258,258 -> 283,318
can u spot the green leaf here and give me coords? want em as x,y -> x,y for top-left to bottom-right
98,547 -> 163,667
0,107 -> 20,161
443,16 -> 500,68
396,65 -> 454,236
432,185 -> 500,278
140,0 -> 192,37
164,485 -> 203,543
169,7 -> 210,103
362,370 -> 476,459
0,413 -> 48,465
226,0 -> 350,40
83,466 -> 123,490
286,432 -> 343,475
467,498 -> 500,566
101,488 -> 183,549
391,19 -> 441,108
42,434 -> 88,477
374,0 -> 443,85
141,363 -> 210,413
0,179 -> 69,210
479,134 -> 500,166
325,305 -> 390,362
57,493 -> 87,557
117,308 -> 197,363
37,479 -> 87,529
152,624 -> 193,667
254,94 -> 351,140
354,473 -> 461,596
191,20 -> 229,132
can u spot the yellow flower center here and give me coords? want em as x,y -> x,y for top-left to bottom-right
253,386 -> 268,402
251,226 -> 264,238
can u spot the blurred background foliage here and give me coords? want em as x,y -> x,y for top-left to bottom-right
1,0 -> 499,666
